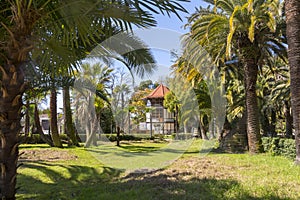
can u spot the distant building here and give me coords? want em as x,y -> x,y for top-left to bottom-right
39,114 -> 63,134
40,114 -> 50,134
143,84 -> 175,134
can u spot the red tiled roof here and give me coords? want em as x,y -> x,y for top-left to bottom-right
144,84 -> 170,99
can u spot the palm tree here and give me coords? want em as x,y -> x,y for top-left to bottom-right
73,63 -> 113,146
184,0 -> 286,153
0,1 -> 188,198
285,0 -> 300,163
271,65 -> 292,138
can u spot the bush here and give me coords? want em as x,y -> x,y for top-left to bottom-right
26,134 -> 44,144
59,134 -> 69,142
153,134 -> 165,141
104,134 -> 143,142
262,137 -> 296,159
21,133 -> 70,144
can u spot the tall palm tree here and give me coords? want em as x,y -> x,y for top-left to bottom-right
184,0 -> 286,153
74,63 -> 113,147
0,1 -> 188,198
285,0 -> 300,163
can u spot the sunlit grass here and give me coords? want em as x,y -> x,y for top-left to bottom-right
17,140 -> 300,200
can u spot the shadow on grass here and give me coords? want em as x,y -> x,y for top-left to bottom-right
17,161 -> 288,200
119,145 -> 161,152
17,161 -> 122,200
19,144 -> 52,149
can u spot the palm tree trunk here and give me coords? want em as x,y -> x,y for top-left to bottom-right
116,126 -> 121,146
199,124 -> 209,140
270,109 -> 277,137
286,0 -> 300,164
199,116 -> 209,140
261,110 -> 270,136
63,86 -> 79,146
0,63 -> 26,199
284,101 -> 293,138
24,99 -> 30,137
85,116 -> 98,147
34,103 -> 54,146
244,58 -> 263,153
50,88 -> 63,148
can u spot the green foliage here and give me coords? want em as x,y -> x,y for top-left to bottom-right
22,134 -> 70,144
134,80 -> 158,91
129,87 -> 152,124
105,134 -> 143,142
153,134 -> 165,141
100,107 -> 115,133
262,137 -> 296,159
164,91 -> 180,113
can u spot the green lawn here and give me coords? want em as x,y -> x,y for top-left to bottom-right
17,140 -> 300,200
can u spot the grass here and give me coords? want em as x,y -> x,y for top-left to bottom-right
17,139 -> 300,200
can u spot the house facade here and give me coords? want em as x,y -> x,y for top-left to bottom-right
143,84 -> 176,134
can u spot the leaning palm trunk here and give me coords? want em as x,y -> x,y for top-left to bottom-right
286,0 -> 300,163
34,103 -> 54,146
50,88 -> 63,148
199,125 -> 209,140
63,86 -> 79,146
243,57 -> 263,153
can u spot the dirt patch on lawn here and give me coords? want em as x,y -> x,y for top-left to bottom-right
121,156 -> 237,184
19,149 -> 78,162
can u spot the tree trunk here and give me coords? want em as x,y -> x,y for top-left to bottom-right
284,101 -> 293,138
24,99 -> 30,138
261,109 -> 270,136
85,116 -> 98,147
286,0 -> 300,164
244,58 -> 263,153
270,109 -> 277,137
200,125 -> 209,140
34,104 -> 54,146
0,63 -> 26,199
63,86 -> 79,146
175,107 -> 179,134
116,126 -> 120,146
50,89 -> 63,148
199,119 -> 209,140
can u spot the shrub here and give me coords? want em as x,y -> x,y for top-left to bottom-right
262,137 -> 296,159
104,134 -> 143,142
59,134 -> 69,140
21,133 -> 70,144
153,134 -> 165,141
27,134 -> 44,144
261,137 -> 272,152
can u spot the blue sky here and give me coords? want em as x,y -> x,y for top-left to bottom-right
155,0 -> 206,33
131,0 -> 207,83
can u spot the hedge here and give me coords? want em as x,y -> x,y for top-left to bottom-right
261,137 -> 296,159
21,134 -> 69,144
